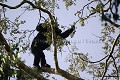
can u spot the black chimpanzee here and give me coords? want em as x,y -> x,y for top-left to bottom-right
31,23 -> 75,69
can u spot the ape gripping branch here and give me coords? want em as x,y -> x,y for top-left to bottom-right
0,1 -> 84,80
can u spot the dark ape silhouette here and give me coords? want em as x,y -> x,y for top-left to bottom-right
31,23 -> 75,68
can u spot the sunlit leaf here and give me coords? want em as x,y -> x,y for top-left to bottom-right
79,18 -> 85,26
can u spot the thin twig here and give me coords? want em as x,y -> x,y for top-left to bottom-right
75,52 -> 108,63
80,0 -> 95,18
111,55 -> 119,80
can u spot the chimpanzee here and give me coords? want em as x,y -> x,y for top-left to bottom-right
31,23 -> 75,69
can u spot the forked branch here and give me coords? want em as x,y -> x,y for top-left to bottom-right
101,33 -> 120,79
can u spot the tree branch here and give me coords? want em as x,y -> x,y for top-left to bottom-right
79,54 -> 108,63
41,67 -> 84,80
104,15 -> 120,29
111,55 -> 119,80
0,0 -> 52,20
0,32 -> 84,80
0,0 -> 25,9
52,21 -> 60,72
0,0 -> 58,71
0,32 -> 46,80
101,33 -> 120,79
0,1 -> 84,80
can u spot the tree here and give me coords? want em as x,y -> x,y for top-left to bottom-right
0,0 -> 120,80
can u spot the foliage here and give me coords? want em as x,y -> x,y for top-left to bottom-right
0,0 -> 120,80
63,0 -> 76,9
0,0 -> 7,2
0,44 -> 34,80
66,52 -> 88,77
66,0 -> 120,80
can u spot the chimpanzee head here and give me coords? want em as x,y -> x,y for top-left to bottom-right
36,23 -> 43,32
36,23 -> 48,32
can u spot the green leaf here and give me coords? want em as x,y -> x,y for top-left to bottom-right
79,18 -> 85,26
1,58 -> 5,63
99,62 -> 105,67
0,67 -> 3,72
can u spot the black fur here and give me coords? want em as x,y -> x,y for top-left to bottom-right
31,23 -> 75,68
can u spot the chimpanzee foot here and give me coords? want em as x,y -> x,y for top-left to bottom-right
41,64 -> 51,68
33,65 -> 41,70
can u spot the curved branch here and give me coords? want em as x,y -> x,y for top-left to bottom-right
79,0 -> 95,18
101,33 -> 120,79
71,52 -> 108,64
79,55 -> 108,63
0,0 -> 53,20
110,33 -> 120,56
0,1 -> 24,9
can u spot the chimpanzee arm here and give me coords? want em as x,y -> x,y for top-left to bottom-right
56,25 -> 75,39
60,28 -> 74,39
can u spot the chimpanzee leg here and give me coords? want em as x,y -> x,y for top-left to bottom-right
33,50 -> 47,66
33,53 -> 41,67
40,51 -> 47,66
33,49 -> 50,68
40,51 -> 51,68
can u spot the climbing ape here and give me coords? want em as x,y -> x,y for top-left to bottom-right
31,23 -> 75,68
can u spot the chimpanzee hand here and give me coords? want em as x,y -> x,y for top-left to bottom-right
69,25 -> 76,38
71,25 -> 75,31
